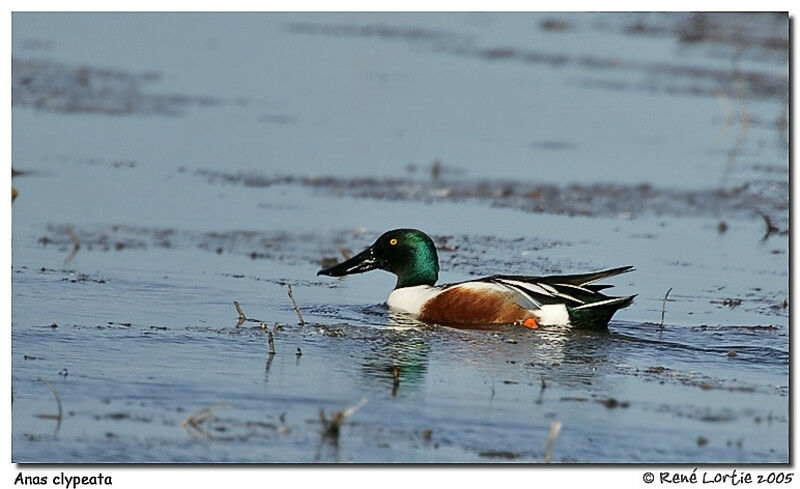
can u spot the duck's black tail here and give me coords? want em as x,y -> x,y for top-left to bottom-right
544,266 -> 635,287
567,295 -> 636,330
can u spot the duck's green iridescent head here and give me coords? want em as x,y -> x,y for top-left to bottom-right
317,229 -> 439,289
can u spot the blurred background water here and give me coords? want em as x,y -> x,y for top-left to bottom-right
11,12 -> 788,462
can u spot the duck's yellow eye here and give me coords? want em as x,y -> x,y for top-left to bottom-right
389,238 -> 398,245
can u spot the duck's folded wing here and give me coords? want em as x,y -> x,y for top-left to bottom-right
488,278 -> 585,307
453,266 -> 635,309
438,279 -> 576,309
493,266 -> 634,287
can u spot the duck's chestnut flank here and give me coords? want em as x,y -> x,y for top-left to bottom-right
418,287 -> 530,326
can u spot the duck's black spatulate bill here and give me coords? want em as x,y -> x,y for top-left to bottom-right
318,247 -> 381,276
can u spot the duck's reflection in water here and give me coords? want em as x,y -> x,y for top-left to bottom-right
434,321 -> 619,392
357,304 -> 622,397
358,310 -> 433,396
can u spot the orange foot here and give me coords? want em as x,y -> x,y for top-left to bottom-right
523,317 -> 538,329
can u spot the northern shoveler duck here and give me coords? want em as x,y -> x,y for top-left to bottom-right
318,229 -> 635,329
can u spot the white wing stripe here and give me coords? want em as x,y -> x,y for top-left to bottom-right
538,283 -> 559,294
539,287 -> 583,304
554,283 -> 595,294
495,278 -> 583,305
491,280 -> 544,308
572,297 -> 625,310
520,280 -> 583,304
496,279 -> 552,297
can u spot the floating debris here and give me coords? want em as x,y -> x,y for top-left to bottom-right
180,404 -> 231,439
268,332 -> 276,355
599,398 -> 629,409
540,18 -> 572,31
12,58 -> 221,116
63,272 -> 106,284
195,170 -> 788,225
712,298 -> 742,307
479,450 -> 519,459
317,325 -> 345,337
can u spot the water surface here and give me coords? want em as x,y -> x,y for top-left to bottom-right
12,12 -> 788,463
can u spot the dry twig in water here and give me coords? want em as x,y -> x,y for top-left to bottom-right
544,420 -> 562,463
535,375 -> 547,405
660,288 -> 673,329
180,404 -> 231,439
264,353 -> 275,377
431,159 -> 442,180
320,397 -> 367,440
392,367 -> 400,397
287,285 -> 305,325
36,377 -> 63,437
760,213 -> 780,241
233,300 -> 247,327
64,227 -> 81,264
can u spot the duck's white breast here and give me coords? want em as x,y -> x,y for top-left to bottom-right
386,285 -> 441,315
